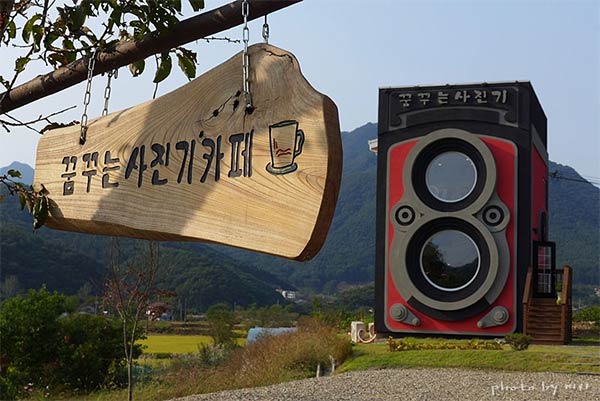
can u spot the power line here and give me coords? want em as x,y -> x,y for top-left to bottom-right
550,171 -> 600,185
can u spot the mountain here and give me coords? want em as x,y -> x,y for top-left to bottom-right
0,176 -> 289,309
0,161 -> 34,184
213,123 -> 599,297
1,123 -> 598,306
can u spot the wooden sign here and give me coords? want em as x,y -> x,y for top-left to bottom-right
34,44 -> 342,260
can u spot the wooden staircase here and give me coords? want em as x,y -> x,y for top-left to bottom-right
523,265 -> 572,344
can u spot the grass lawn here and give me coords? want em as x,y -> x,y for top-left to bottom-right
339,339 -> 600,374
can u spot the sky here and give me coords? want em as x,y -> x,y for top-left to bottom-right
1,0 -> 599,181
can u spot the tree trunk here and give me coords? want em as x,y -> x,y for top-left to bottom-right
127,359 -> 133,401
0,0 -> 302,114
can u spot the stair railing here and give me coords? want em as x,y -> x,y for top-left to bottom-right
559,265 -> 572,343
522,266 -> 533,336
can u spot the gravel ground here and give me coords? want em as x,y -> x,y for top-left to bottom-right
170,368 -> 600,401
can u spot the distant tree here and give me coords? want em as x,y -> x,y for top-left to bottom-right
77,281 -> 93,302
103,239 -> 167,401
0,274 -> 21,300
206,303 -> 236,347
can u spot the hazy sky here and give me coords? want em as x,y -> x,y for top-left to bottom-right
1,0 -> 598,180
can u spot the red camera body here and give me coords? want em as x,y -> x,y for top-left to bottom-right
376,82 -> 548,336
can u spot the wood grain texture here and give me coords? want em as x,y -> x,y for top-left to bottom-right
34,44 -> 342,260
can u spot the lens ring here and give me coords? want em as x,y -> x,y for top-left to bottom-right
395,206 -> 416,226
404,217 -> 491,304
483,205 -> 504,226
411,138 -> 487,212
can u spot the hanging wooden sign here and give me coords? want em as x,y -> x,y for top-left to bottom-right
34,44 -> 342,260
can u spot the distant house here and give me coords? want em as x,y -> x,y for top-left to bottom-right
276,288 -> 298,301
146,302 -> 173,321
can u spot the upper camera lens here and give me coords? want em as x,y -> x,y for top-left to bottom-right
425,151 -> 477,203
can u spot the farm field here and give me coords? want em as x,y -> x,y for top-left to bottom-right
139,334 -> 246,354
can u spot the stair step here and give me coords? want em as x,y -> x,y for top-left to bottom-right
526,325 -> 562,331
527,312 -> 562,318
527,319 -> 562,324
531,298 -> 560,304
527,327 -> 562,332
528,306 -> 561,311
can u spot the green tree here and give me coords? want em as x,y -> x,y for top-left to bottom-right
0,287 -> 69,399
206,303 -> 236,347
0,287 -> 134,399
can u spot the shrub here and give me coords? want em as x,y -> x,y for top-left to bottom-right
504,333 -> 533,351
0,287 -> 69,399
56,314 -> 142,390
206,303 -> 236,347
0,288 -> 138,399
164,317 -> 352,395
574,306 -> 600,325
387,337 -> 503,352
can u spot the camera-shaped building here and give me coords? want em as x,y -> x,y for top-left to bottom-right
375,81 -> 550,336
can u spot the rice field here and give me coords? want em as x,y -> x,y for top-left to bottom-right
138,335 -> 246,354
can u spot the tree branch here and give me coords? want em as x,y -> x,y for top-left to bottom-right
0,0 -> 302,115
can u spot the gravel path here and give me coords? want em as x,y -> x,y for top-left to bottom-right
171,368 -> 600,401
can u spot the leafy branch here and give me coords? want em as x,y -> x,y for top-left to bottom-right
0,169 -> 50,229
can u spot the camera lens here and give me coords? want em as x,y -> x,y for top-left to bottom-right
425,151 -> 477,203
420,229 -> 480,292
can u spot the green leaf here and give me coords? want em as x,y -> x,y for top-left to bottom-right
129,59 -> 145,77
177,53 -> 196,80
32,25 -> 43,48
0,75 -> 9,90
189,0 -> 204,12
18,193 -> 26,210
25,198 -> 33,214
70,6 -> 86,31
44,31 -> 60,47
22,14 -> 42,43
7,20 -> 16,39
14,57 -> 30,73
62,38 -> 75,50
62,39 -> 77,63
47,53 -> 68,67
33,197 -> 49,229
153,53 -> 172,84
7,169 -> 22,178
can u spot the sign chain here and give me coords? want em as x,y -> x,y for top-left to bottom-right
262,15 -> 269,44
102,68 -> 118,117
242,0 -> 253,112
80,47 -> 98,145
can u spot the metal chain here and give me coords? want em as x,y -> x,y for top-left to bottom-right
242,0 -> 253,111
102,68 -> 118,116
262,15 -> 269,44
80,47 -> 98,145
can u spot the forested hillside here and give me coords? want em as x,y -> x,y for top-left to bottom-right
0,164 -> 288,309
1,123 -> 598,307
